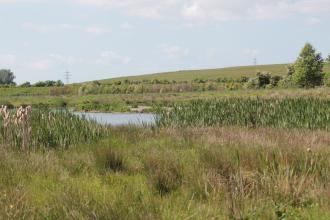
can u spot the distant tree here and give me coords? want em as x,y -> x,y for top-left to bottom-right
0,69 -> 15,85
293,43 -> 324,88
34,81 -> 47,87
55,80 -> 64,87
326,54 -> 330,65
20,81 -> 31,87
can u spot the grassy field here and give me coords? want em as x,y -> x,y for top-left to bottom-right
2,87 -> 330,113
102,64 -> 289,82
1,107 -> 330,219
1,85 -> 329,219
1,63 -> 330,112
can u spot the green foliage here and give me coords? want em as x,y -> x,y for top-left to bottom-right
19,81 -> 31,87
287,64 -> 295,76
0,69 -> 15,85
156,98 -> 330,130
323,72 -> 330,87
34,80 -> 64,87
0,108 -> 107,150
277,75 -> 295,88
244,72 -> 282,89
326,54 -> 330,65
293,43 -> 324,88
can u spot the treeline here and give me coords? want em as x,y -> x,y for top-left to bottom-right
19,80 -> 64,87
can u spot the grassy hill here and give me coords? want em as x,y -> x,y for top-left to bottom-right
102,63 -> 330,83
102,64 -> 290,83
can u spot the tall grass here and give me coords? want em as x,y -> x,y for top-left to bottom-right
0,106 -> 107,150
156,98 -> 330,130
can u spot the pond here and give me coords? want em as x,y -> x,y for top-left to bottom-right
73,112 -> 156,126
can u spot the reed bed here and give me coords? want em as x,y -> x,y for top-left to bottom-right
156,98 -> 330,130
0,106 -> 107,150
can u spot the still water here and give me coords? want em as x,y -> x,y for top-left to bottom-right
74,112 -> 156,126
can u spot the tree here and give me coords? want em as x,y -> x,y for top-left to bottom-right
292,43 -> 324,88
326,54 -> 330,65
20,82 -> 31,87
0,69 -> 15,85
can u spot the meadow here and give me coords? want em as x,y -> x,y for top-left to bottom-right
1,62 -> 330,219
1,102 -> 330,219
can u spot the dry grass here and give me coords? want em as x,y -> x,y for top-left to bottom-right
1,124 -> 330,219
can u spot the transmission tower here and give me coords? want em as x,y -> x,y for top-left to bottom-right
64,70 -> 72,84
253,58 -> 258,66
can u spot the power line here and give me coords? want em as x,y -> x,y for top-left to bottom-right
64,70 -> 71,84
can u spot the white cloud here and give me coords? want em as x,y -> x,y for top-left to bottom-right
22,23 -> 111,35
73,0 -> 180,19
186,0 -> 330,22
306,17 -> 321,25
73,0 -> 330,23
242,48 -> 260,57
96,51 -> 131,65
120,22 -> 134,30
22,23 -> 53,33
0,54 -> 16,66
85,26 -> 111,35
161,44 -> 189,59
27,54 -> 83,70
4,0 -> 330,23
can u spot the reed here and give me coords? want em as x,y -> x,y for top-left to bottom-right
156,98 -> 330,130
0,106 -> 107,150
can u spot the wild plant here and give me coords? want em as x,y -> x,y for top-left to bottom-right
0,105 -> 32,151
0,106 -> 107,151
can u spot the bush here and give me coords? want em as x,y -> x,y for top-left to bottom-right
244,78 -> 259,89
277,76 -> 295,88
256,72 -> 272,88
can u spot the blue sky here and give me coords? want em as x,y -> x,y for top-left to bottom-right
0,0 -> 329,84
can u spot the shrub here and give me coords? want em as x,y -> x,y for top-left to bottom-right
270,75 -> 283,87
277,76 -> 295,88
256,72 -> 272,88
244,78 -> 259,89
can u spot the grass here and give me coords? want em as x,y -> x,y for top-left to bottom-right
2,87 -> 330,112
0,107 -> 106,150
102,64 -> 329,83
102,64 -> 289,82
156,98 -> 330,130
1,125 -> 330,219
1,63 -> 330,112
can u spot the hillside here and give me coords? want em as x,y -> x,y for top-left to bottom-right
96,63 -> 329,84
102,64 -> 289,83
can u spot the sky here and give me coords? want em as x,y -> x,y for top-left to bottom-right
0,0 -> 330,84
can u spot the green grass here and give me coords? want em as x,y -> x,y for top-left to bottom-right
1,124 -> 330,219
1,63 -> 330,112
101,64 -> 290,82
156,98 -> 330,130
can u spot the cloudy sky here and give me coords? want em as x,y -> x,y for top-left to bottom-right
0,0 -> 329,84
